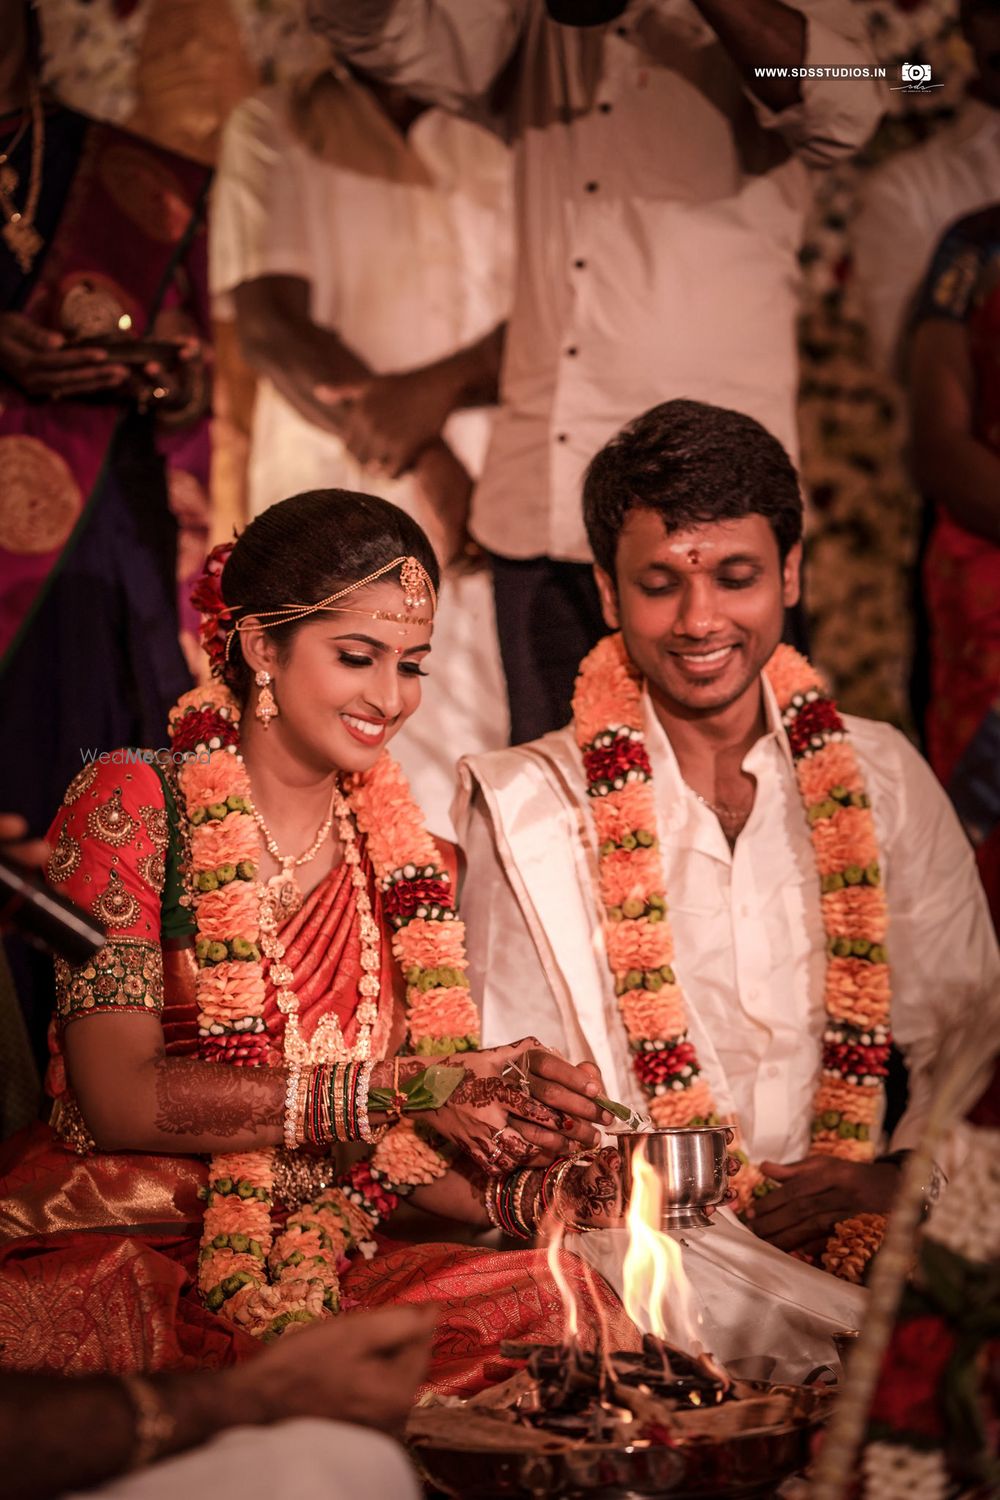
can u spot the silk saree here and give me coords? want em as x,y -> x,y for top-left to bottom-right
918,206 -> 1000,929
0,756 -> 635,1389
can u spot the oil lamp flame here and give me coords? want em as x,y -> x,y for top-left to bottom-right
622,1137 -> 700,1350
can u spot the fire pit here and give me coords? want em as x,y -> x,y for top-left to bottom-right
409,1133 -> 831,1497
408,1334 -> 831,1498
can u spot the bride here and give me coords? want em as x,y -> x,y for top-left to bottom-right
0,490 -> 634,1389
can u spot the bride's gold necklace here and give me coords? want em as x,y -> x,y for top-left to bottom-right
0,81 -> 44,274
247,781 -> 337,920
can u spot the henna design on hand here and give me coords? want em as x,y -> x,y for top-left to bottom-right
562,1147 -> 623,1225
153,1056 -> 283,1137
451,1075 -> 559,1127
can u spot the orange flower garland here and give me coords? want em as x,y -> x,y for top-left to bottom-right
169,683 -> 473,1340
350,756 -> 480,1053
573,635 -> 893,1216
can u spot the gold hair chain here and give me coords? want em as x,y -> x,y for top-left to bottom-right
225,554 -> 437,660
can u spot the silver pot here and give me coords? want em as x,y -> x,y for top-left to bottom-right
620,1126 -> 733,1229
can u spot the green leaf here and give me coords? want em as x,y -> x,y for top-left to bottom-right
595,1095 -> 651,1132
367,1063 -> 465,1116
416,1063 -> 465,1109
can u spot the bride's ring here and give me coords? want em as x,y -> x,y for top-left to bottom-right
485,1131 -> 506,1164
493,1127 -> 533,1164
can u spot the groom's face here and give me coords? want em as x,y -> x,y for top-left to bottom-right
594,509 -> 801,718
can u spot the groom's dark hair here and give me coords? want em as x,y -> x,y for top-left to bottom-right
582,399 -> 803,575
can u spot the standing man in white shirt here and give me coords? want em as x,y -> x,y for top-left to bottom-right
454,399 -> 999,1371
853,0 -> 1000,379
210,65 -> 514,836
307,0 -> 885,743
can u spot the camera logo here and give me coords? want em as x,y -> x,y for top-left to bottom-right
892,61 -> 941,93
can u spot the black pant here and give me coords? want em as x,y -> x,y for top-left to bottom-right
490,555 -> 610,744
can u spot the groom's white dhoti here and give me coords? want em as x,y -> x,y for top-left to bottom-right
454,685 -> 1000,1379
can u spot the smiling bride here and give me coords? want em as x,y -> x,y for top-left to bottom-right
0,489 -> 636,1388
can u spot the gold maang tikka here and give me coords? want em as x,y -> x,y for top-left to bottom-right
225,555 -> 437,661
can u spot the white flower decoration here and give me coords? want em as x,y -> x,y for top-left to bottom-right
861,1440 -> 949,1500
926,1121 -> 1000,1265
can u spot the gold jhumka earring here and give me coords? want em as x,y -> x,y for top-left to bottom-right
255,670 -> 278,728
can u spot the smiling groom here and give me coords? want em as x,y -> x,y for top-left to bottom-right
455,400 -> 1000,1373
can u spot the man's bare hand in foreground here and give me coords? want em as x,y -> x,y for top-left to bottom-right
228,1303 -> 439,1432
2,1305 -> 439,1500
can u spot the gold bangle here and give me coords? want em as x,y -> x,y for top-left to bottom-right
512,1168 -> 534,1237
122,1374 -> 175,1469
296,1067 -> 311,1147
484,1177 -> 502,1230
283,1063 -> 303,1150
549,1154 -> 578,1211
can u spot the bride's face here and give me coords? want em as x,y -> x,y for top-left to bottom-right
266,581 -> 433,774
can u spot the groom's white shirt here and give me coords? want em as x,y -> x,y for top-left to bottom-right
454,679 -> 1000,1377
457,679 -> 1000,1166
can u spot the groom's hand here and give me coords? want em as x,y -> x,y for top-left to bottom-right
514,1047 -> 614,1146
747,1155 -> 902,1257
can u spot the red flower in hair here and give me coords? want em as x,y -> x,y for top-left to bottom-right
190,540 -> 238,678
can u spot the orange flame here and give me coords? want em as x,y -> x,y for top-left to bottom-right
545,1213 -> 580,1343
622,1138 -> 700,1349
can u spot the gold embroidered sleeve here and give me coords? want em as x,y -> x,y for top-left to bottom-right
55,936 -> 164,1026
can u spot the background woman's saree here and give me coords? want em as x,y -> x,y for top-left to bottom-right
920,208 -> 1000,929
0,759 -> 636,1387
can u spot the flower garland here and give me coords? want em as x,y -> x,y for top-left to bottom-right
168,680 -> 478,1340
573,634 -> 892,1216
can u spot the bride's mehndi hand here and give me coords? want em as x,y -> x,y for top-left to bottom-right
553,1147 -> 624,1229
430,1039 -> 588,1174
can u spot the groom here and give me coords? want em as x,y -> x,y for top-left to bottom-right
456,399 -> 1000,1370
